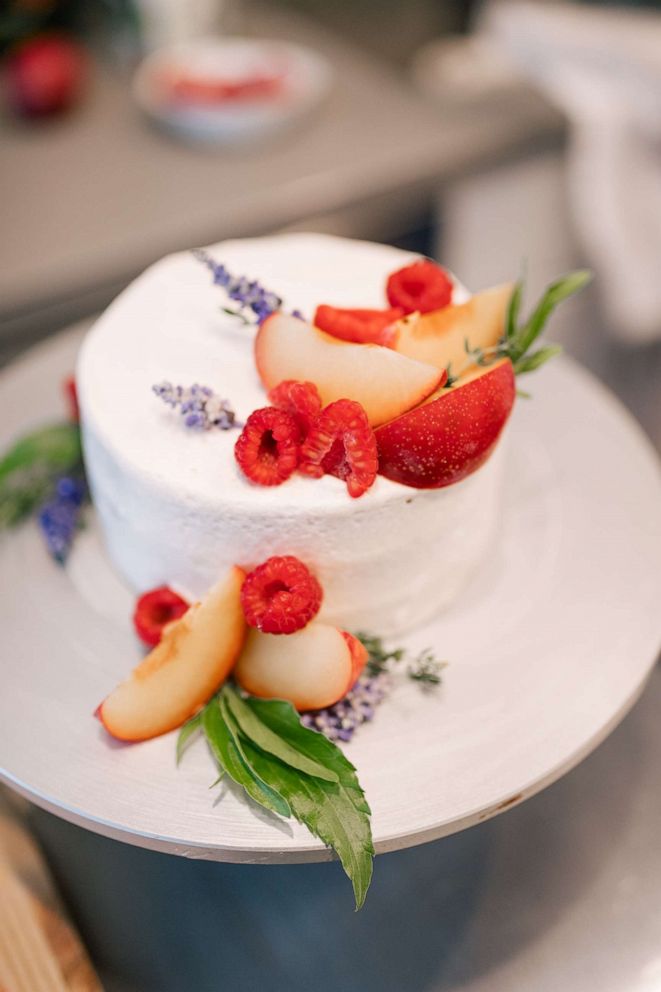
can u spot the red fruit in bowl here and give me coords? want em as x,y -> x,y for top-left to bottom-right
375,358 -> 516,489
6,34 -> 86,118
387,259 -> 454,315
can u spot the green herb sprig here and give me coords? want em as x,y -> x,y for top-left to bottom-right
461,269 -> 592,380
177,684 -> 374,910
357,632 -> 446,687
0,423 -> 83,528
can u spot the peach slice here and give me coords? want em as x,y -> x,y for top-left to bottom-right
375,358 -> 516,489
254,313 -> 443,427
98,566 -> 246,741
234,623 -> 367,711
389,283 -> 513,376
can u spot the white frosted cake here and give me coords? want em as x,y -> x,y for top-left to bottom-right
77,233 -> 508,636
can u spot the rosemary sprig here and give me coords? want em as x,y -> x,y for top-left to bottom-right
356,633 -> 445,687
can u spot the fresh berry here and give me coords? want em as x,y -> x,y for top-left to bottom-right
268,380 -> 322,436
314,305 -> 404,344
133,586 -> 189,646
240,555 -> 323,634
7,34 -> 86,118
63,375 -> 79,422
386,260 -> 453,315
299,399 -> 378,498
235,407 -> 301,486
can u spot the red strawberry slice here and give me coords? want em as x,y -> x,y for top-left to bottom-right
314,305 -> 404,344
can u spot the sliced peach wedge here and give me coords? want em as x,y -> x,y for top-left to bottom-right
98,566 -> 247,741
234,623 -> 368,711
388,283 -> 513,377
375,358 -> 516,490
254,313 -> 443,427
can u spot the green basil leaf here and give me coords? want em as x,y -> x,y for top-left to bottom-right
244,696 -> 370,814
0,423 -> 83,528
222,686 -> 338,783
239,735 -> 374,910
505,280 -> 523,342
176,712 -> 202,765
202,699 -> 291,819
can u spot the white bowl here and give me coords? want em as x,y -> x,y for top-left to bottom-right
133,37 -> 333,145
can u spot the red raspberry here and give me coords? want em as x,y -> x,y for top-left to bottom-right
240,555 -> 323,634
63,375 -> 79,422
314,305 -> 404,344
386,260 -> 453,314
133,586 -> 189,646
299,399 -> 378,498
235,407 -> 301,486
268,380 -> 322,437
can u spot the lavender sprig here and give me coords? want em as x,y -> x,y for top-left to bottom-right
37,476 -> 86,565
193,248 -> 283,323
153,382 -> 237,431
301,672 -> 391,743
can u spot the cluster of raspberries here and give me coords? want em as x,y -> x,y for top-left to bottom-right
234,381 -> 379,499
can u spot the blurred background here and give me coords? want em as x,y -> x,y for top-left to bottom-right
1,0 -> 661,446
1,1 -> 661,990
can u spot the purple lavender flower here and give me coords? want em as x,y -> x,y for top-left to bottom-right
193,248 -> 303,324
38,476 -> 86,564
300,672 -> 391,743
153,382 -> 237,431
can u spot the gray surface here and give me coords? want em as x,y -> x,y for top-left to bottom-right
0,2 -> 564,344
28,663 -> 661,992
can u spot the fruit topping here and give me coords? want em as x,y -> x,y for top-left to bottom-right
98,567 -> 246,741
133,586 -> 189,646
234,621 -> 356,710
300,399 -> 378,498
240,555 -> 323,634
267,380 -> 322,437
375,358 -> 516,489
386,259 -> 453,314
63,375 -> 80,422
234,407 -> 301,486
313,305 -> 404,344
254,313 -> 444,427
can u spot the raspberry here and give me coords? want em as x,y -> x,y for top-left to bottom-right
299,399 -> 378,498
133,586 -> 189,646
386,260 -> 453,315
314,305 -> 404,344
235,407 -> 301,486
63,375 -> 79,422
241,555 -> 323,634
268,380 -> 322,437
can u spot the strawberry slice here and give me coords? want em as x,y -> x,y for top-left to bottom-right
314,305 -> 404,345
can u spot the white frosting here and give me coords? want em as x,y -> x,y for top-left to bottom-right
78,233 -> 504,635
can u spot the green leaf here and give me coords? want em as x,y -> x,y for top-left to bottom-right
176,713 -> 203,765
509,270 -> 592,362
201,699 -> 291,819
513,345 -> 563,376
243,696 -> 369,813
0,423 -> 83,528
505,280 -> 523,342
221,686 -> 339,783
239,735 -> 374,910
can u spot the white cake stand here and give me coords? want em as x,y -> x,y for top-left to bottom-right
1,327 -> 660,863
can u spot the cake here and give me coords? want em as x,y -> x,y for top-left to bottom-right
77,233 -> 510,637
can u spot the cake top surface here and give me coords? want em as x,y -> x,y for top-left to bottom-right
78,232 -> 468,513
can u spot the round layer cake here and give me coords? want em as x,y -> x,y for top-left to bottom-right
77,233 -> 506,636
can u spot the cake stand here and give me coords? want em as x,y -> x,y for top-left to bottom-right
1,327 -> 660,864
